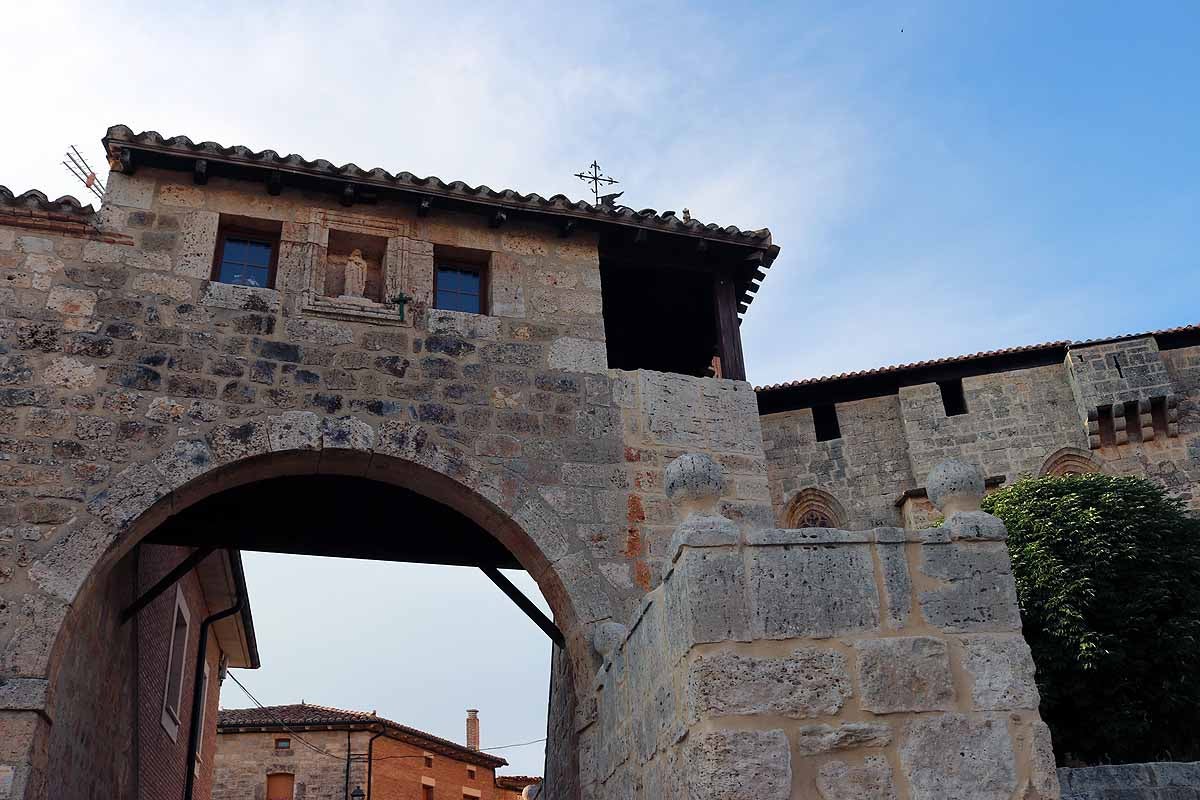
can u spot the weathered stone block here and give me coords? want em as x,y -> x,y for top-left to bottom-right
46,286 -> 97,317
855,636 -> 955,713
268,411 -> 322,451
816,756 -> 897,800
684,730 -> 790,800
961,634 -> 1040,710
795,723 -> 893,755
747,543 -> 880,639
878,541 -> 911,628
666,547 -> 749,653
548,337 -> 607,374
686,647 -> 851,719
175,210 -> 220,278
200,281 -> 281,313
918,542 -> 1021,633
899,714 -> 1017,800
153,439 -> 213,487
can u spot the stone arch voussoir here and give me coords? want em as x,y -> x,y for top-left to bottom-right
43,411 -> 614,696
784,486 -> 849,529
1039,446 -> 1103,477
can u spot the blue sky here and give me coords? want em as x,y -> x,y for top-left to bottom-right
7,0 -> 1199,776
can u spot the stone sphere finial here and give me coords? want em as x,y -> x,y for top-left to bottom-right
591,621 -> 628,659
927,459 -> 985,514
664,453 -> 726,505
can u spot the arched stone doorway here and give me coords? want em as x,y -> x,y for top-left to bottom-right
27,431 -> 609,800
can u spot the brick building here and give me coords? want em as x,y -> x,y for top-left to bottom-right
756,325 -> 1200,530
213,703 -> 526,800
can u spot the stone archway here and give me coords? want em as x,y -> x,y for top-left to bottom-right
17,413 -> 614,800
783,487 -> 848,529
1039,446 -> 1103,477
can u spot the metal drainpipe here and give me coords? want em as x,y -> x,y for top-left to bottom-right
344,729 -> 352,799
183,561 -> 245,800
365,729 -> 385,799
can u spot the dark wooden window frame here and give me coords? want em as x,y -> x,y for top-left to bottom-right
211,224 -> 281,289
434,260 -> 489,315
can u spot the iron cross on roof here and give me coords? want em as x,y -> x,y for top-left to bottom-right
574,160 -> 620,205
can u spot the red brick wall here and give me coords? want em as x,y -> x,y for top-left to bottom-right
136,544 -> 224,800
368,735 -> 498,800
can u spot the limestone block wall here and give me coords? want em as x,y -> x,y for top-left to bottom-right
760,394 -> 912,529
576,456 -> 1059,800
763,345 -> 1200,529
1057,762 -> 1200,799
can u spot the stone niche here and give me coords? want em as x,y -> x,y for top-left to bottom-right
324,229 -> 387,305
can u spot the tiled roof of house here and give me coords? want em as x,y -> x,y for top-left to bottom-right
0,186 -> 95,218
101,125 -> 776,248
754,322 -> 1200,414
496,775 -> 543,790
218,703 -> 507,768
756,323 -> 1200,393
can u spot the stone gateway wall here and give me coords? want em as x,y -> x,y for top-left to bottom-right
579,456 -> 1059,800
1,158 -> 1060,798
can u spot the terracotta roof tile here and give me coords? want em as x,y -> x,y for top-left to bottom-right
0,186 -> 95,218
217,703 -> 507,768
101,125 -> 774,248
755,323 -> 1200,393
496,775 -> 543,790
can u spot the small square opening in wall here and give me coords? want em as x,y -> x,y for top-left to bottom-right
813,404 -> 841,442
424,754 -> 434,768
274,738 -> 291,750
938,378 -> 969,416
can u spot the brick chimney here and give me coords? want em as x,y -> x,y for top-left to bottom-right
466,709 -> 480,750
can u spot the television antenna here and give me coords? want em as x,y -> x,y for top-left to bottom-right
62,146 -> 106,202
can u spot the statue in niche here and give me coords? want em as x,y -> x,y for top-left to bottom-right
342,247 -> 368,300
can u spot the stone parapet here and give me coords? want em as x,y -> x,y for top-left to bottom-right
577,457 -> 1059,799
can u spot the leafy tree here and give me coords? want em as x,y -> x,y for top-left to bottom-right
982,473 -> 1200,765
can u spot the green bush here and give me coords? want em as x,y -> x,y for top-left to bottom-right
983,473 -> 1200,764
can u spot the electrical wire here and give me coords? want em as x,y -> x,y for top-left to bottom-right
225,671 -> 547,762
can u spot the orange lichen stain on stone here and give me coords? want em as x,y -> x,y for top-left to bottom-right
627,494 -> 646,523
623,527 -> 642,558
633,560 -> 653,590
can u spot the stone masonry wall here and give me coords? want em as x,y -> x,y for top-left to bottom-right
763,348 -> 1200,530
0,166 -> 774,797
1057,762 -> 1200,799
579,455 -> 1059,800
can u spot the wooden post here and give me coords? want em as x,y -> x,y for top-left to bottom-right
713,274 -> 746,381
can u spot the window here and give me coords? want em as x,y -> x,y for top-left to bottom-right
435,264 -> 484,314
422,785 -> 434,800
938,378 -> 968,416
275,738 -> 291,750
213,227 -> 279,288
467,766 -> 477,780
812,404 -> 841,442
161,586 -> 191,740
194,661 -> 211,771
424,754 -> 435,768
